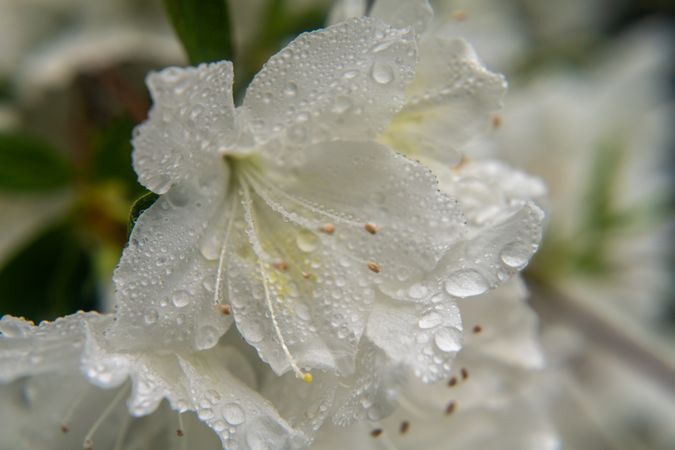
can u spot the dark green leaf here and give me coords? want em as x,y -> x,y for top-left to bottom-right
0,223 -> 98,322
163,0 -> 234,64
128,191 -> 159,235
0,133 -> 73,192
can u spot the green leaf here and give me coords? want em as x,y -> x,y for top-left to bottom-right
0,133 -> 73,192
163,0 -> 234,64
128,190 -> 159,235
0,223 -> 98,322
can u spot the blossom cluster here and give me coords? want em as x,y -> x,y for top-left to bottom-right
0,1 -> 550,449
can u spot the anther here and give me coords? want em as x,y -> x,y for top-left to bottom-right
319,223 -> 335,235
274,261 -> 289,271
83,438 -> 93,450
302,271 -> 312,279
472,325 -> 482,334
371,428 -> 383,438
399,421 -> 410,435
446,401 -> 457,415
303,372 -> 313,384
60,425 -> 69,434
492,114 -> 503,129
448,376 -> 457,387
364,223 -> 378,234
461,368 -> 469,380
218,304 -> 231,316
367,261 -> 381,273
177,412 -> 185,437
176,429 -> 184,437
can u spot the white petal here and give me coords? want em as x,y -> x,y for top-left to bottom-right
366,290 -> 463,383
382,36 -> 506,165
133,62 -> 236,194
458,276 -> 544,369
0,312 -> 105,383
228,140 -> 466,376
110,175 -> 232,353
241,18 -> 417,148
370,0 -> 433,35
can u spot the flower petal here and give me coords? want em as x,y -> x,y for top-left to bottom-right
133,62 -> 236,194
241,17 -> 417,147
227,140 -> 466,376
381,36 -> 506,165
370,0 -> 433,35
366,290 -> 463,383
110,174 -> 232,353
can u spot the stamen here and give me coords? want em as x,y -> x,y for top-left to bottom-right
399,421 -> 410,435
60,385 -> 91,434
445,401 -> 457,415
218,304 -> 231,316
176,412 -> 185,437
492,114 -> 503,129
83,384 -> 130,450
371,428 -> 383,438
448,376 -> 457,387
472,325 -> 483,334
319,223 -> 335,235
364,223 -> 378,234
112,414 -> 131,450
259,259 -> 312,384
461,368 -> 469,380
367,261 -> 381,273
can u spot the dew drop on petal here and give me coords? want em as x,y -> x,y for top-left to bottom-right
284,82 -> 298,97
434,328 -> 461,353
499,241 -> 531,269
444,269 -> 489,298
370,61 -> 394,85
197,325 -> 219,349
222,403 -> 246,425
408,284 -> 428,300
166,184 -> 190,208
172,290 -> 191,307
143,309 -> 158,325
418,312 -> 443,329
296,229 -> 318,252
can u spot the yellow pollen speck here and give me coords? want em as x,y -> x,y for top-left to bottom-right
367,261 -> 381,273
319,223 -> 335,235
303,372 -> 313,384
453,10 -> 467,21
364,223 -> 378,234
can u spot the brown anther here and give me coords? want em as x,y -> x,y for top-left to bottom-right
176,429 -> 184,437
453,10 -> 467,21
371,428 -> 383,438
274,261 -> 289,272
472,325 -> 483,334
364,223 -> 378,235
83,439 -> 93,450
319,223 -> 335,235
302,271 -> 312,279
448,376 -> 457,387
367,262 -> 381,273
60,424 -> 69,434
492,114 -> 503,129
445,401 -> 457,415
218,304 -> 231,316
461,368 -> 469,380
399,421 -> 410,435
451,154 -> 468,172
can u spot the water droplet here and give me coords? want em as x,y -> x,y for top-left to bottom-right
143,309 -> 158,325
418,312 -> 443,329
332,96 -> 353,114
370,61 -> 394,85
167,184 -> 190,208
343,69 -> 359,80
284,82 -> 298,97
223,403 -> 246,425
243,321 -> 264,343
172,290 -> 191,307
500,242 -> 531,269
197,325 -> 220,349
296,229 -> 318,252
444,269 -> 489,298
408,284 -> 428,300
434,328 -> 461,352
